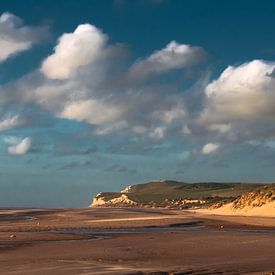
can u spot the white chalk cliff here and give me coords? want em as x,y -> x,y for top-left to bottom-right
90,193 -> 137,207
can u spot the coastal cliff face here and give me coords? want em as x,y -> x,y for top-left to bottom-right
89,180 -> 261,209
90,193 -> 107,206
90,192 -> 138,207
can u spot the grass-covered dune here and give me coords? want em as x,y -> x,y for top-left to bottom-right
232,183 -> 275,210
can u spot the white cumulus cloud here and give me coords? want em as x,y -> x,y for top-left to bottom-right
7,137 -> 32,156
149,127 -> 166,140
154,104 -> 186,124
201,143 -> 220,154
201,60 -> 275,124
199,60 -> 275,141
0,12 -> 48,62
58,99 -> 123,125
127,41 -> 207,83
41,24 -> 107,79
0,115 -> 22,131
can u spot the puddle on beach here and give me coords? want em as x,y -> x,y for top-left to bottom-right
40,223 -> 205,244
0,215 -> 36,224
49,221 -> 275,237
51,222 -> 205,236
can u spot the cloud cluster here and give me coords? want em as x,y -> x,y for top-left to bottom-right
0,12 -> 48,63
3,13 -> 275,160
0,22 -> 204,143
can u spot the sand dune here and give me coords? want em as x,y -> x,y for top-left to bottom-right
197,201 -> 275,217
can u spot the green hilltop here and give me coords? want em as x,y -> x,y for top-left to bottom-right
91,180 -> 263,207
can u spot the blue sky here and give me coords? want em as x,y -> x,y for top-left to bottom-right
1,0 -> 275,207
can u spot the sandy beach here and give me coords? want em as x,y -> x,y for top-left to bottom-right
196,201 -> 275,218
1,0 -> 275,274
0,207 -> 275,274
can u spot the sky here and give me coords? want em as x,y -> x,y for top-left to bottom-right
1,0 -> 275,207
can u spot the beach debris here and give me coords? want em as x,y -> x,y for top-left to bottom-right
9,234 -> 16,239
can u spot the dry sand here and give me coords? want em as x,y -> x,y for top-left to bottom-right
196,201 -> 275,217
1,207 -> 275,274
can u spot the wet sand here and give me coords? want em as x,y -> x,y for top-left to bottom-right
0,207 -> 275,274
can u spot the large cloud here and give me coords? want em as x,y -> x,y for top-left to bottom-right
199,60 -> 275,140
41,24 -> 107,79
0,12 -> 48,62
201,60 -> 275,123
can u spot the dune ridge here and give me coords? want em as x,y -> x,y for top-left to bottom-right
198,184 -> 275,217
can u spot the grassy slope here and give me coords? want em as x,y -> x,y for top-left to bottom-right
97,180 -> 262,204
